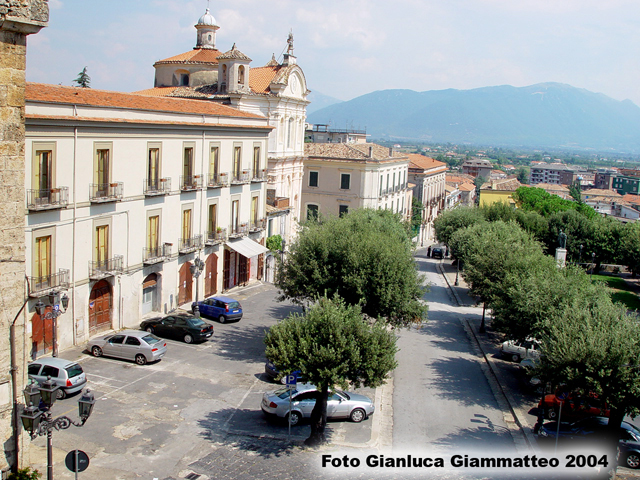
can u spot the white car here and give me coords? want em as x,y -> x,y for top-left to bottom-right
501,338 -> 540,362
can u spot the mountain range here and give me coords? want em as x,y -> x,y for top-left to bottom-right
307,83 -> 640,152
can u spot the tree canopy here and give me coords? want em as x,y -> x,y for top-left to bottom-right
276,208 -> 427,326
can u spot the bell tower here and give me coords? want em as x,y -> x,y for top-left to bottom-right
195,8 -> 219,50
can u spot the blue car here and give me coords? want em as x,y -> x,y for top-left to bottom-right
192,295 -> 243,323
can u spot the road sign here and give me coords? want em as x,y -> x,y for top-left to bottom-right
65,449 -> 89,473
285,372 -> 297,387
53,304 -> 60,312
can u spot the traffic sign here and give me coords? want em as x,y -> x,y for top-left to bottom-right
65,450 -> 89,473
53,304 -> 60,312
285,372 -> 297,386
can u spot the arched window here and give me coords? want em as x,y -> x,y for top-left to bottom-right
287,118 -> 294,149
222,64 -> 227,83
180,73 -> 189,86
238,66 -> 245,86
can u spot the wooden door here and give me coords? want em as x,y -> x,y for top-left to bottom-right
223,249 -> 231,290
89,280 -> 112,334
205,253 -> 218,297
239,255 -> 249,285
257,253 -> 264,281
178,262 -> 193,305
31,305 -> 53,357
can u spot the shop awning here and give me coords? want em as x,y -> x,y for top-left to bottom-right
226,237 -> 269,258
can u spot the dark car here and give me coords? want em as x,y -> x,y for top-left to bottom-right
140,313 -> 213,343
264,360 -> 304,384
192,295 -> 243,323
432,247 -> 444,259
619,428 -> 640,469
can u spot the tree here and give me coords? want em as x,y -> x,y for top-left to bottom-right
515,166 -> 529,185
433,206 -> 486,246
264,296 -> 398,445
276,208 -> 427,326
73,66 -> 91,88
619,222 -> 640,276
411,196 -> 423,233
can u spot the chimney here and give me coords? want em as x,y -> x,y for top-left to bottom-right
389,147 -> 393,156
368,146 -> 373,158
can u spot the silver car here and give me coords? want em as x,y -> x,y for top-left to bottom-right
87,330 -> 167,365
261,383 -> 375,426
28,357 -> 87,399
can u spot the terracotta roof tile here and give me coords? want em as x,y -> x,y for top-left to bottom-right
457,183 -> 476,192
155,49 -> 222,65
480,178 -> 522,191
582,188 -> 622,198
249,66 -> 279,95
305,143 -> 407,162
26,83 -> 263,119
622,194 -> 640,205
132,86 -> 179,97
218,44 -> 251,61
407,153 -> 447,171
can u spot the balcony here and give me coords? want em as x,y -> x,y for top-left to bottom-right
144,178 -> 171,196
249,218 -> 266,233
90,182 -> 123,203
143,243 -> 172,265
89,255 -> 124,280
179,234 -> 203,254
205,228 -> 227,246
26,187 -> 69,211
251,169 -> 268,183
207,172 -> 229,189
228,222 -> 248,239
231,170 -> 250,185
180,175 -> 203,191
29,269 -> 70,297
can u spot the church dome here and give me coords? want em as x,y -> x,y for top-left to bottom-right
197,8 -> 217,26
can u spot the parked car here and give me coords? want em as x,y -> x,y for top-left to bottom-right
27,357 -> 87,399
140,312 -> 213,343
87,330 -> 167,365
431,247 -> 444,259
192,295 -> 243,323
500,338 -> 541,362
261,383 -> 375,426
264,360 -> 304,384
539,391 -> 610,421
619,429 -> 640,469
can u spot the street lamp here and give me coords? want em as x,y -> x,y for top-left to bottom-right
590,252 -> 596,280
34,292 -> 69,357
578,244 -> 583,266
190,257 -> 205,317
20,378 -> 95,480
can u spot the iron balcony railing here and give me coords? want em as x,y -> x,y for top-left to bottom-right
251,169 -> 268,183
89,255 -> 124,280
207,172 -> 229,188
29,269 -> 70,297
205,228 -> 227,245
143,243 -> 172,265
228,222 -> 249,238
231,170 -> 250,185
179,234 -> 203,254
144,178 -> 171,196
90,182 -> 123,203
249,218 -> 266,232
180,175 -> 203,191
26,187 -> 69,211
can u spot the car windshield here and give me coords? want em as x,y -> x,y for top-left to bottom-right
228,301 -> 240,309
65,364 -> 83,378
188,318 -> 207,328
142,334 -> 162,345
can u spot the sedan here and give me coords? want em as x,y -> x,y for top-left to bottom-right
87,330 -> 167,365
261,383 -> 375,426
140,313 -> 213,343
192,295 -> 243,323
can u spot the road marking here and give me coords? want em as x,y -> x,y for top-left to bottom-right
222,375 -> 261,433
96,368 -> 165,398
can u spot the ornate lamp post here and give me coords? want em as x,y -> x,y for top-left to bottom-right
34,292 -> 69,357
20,378 -> 95,480
190,257 -> 205,317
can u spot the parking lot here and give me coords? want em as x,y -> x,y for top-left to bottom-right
27,285 -> 381,479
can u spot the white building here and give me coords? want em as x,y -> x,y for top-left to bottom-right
407,154 -> 447,246
25,84 -> 270,355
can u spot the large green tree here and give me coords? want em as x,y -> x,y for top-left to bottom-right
276,208 -> 427,326
264,296 -> 398,445
433,206 -> 486,246
619,222 -> 640,276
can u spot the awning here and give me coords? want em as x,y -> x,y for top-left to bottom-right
226,237 -> 269,258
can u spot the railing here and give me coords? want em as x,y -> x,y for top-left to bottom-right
29,269 -> 70,297
250,218 -> 266,232
207,172 -> 229,188
231,170 -> 250,185
143,243 -> 172,265
90,182 -> 123,202
89,255 -> 124,280
144,178 -> 171,196
205,228 -> 227,245
180,175 -> 203,191
251,169 -> 268,183
179,235 -> 203,254
26,187 -> 69,211
228,222 -> 249,238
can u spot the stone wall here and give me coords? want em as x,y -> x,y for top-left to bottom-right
0,0 -> 47,474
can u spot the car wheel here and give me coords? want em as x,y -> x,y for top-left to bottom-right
218,315 -> 226,324
287,411 -> 301,426
511,354 -> 521,362
350,408 -> 366,423
92,346 -> 103,357
626,453 -> 640,469
547,408 -> 557,420
135,354 -> 147,366
145,326 -> 154,334
184,334 -> 193,344
56,388 -> 66,400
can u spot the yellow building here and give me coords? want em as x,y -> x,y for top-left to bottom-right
479,177 -> 522,207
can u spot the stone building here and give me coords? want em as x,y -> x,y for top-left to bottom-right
0,0 -> 48,474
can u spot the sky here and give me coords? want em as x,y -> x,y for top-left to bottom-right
25,0 -> 640,106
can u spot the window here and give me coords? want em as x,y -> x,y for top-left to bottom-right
393,173 -> 396,191
94,145 -> 111,196
340,173 -> 350,190
307,204 -> 318,221
339,205 -> 349,217
109,335 -> 125,345
183,146 -> 193,180
41,366 -> 59,377
379,175 -> 383,195
35,149 -> 52,192
253,146 -> 260,174
386,174 -> 390,191
148,215 -> 159,251
251,196 -> 259,223
148,147 -> 160,188
231,199 -> 239,232
34,235 -> 51,280
287,118 -> 294,148
208,204 -> 217,233
95,225 -> 109,264
182,209 -> 192,241
233,146 -> 242,178
125,336 -> 141,346
180,73 -> 189,86
210,145 -> 219,180
238,65 -> 245,86
309,171 -> 319,187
